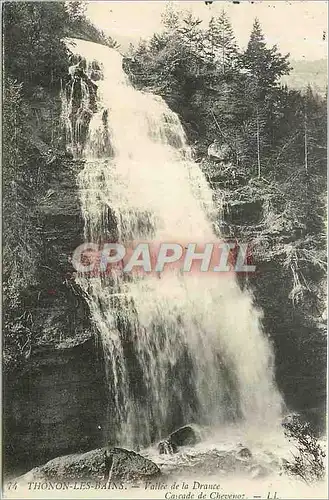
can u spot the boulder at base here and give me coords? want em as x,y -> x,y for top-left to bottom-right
158,439 -> 178,455
237,447 -> 252,459
169,425 -> 201,447
16,447 -> 160,483
158,425 -> 200,455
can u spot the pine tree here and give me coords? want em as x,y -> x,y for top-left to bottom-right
238,19 -> 291,176
161,3 -> 180,32
178,11 -> 204,56
243,18 -> 290,91
65,1 -> 86,21
3,2 -> 69,88
206,11 -> 239,72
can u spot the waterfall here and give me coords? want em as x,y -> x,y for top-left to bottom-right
62,38 -> 283,448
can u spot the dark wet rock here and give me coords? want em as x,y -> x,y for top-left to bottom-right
157,425 -> 200,455
169,425 -> 200,448
16,447 -> 160,483
237,447 -> 252,459
158,440 -> 178,455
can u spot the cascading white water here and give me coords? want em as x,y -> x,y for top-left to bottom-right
63,38 -> 283,447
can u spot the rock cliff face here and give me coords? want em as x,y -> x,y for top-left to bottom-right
4,151 -> 109,474
3,44 -> 117,475
4,338 -> 108,475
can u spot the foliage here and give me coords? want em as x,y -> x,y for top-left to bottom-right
3,1 -> 119,95
2,79 -> 42,371
242,18 -> 291,91
282,414 -> 326,483
3,2 -> 69,90
206,11 -> 239,72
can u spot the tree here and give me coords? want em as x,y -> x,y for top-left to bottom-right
236,20 -> 291,177
2,79 -> 42,371
125,8 -> 212,141
206,11 -> 239,73
243,18 -> 290,92
3,2 -> 69,90
161,3 -> 180,31
177,11 -> 205,61
65,0 -> 86,21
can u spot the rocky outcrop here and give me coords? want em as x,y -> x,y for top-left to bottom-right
237,447 -> 252,459
3,158 -> 109,475
158,440 -> 178,455
4,338 -> 108,475
3,29 -> 115,480
169,425 -> 201,447
62,53 -> 100,157
17,447 -> 160,483
28,158 -> 91,349
158,425 -> 201,454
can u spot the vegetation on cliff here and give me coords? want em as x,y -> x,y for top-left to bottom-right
2,1 -> 117,371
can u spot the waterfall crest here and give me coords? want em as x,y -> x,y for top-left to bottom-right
62,38 -> 283,447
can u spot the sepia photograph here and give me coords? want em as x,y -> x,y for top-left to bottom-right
2,1 -> 328,498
